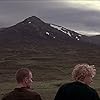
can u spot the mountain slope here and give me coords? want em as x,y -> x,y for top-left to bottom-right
0,16 -> 100,70
0,16 -> 94,48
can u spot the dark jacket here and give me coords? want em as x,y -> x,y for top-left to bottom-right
54,81 -> 100,100
2,87 -> 42,100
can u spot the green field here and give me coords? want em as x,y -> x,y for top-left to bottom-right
0,64 -> 100,100
0,45 -> 100,100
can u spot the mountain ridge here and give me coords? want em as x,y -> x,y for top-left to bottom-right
0,16 -> 100,68
0,16 -> 94,46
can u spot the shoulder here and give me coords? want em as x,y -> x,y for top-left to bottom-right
87,86 -> 99,94
2,91 -> 14,100
88,87 -> 100,99
23,88 -> 42,99
2,88 -> 42,100
26,89 -> 41,96
57,82 -> 73,92
59,81 -> 77,89
25,89 -> 42,100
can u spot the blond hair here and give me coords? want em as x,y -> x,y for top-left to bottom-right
72,63 -> 96,81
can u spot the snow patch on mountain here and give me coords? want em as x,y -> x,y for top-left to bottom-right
53,36 -> 56,39
46,32 -> 50,35
78,34 -> 82,37
76,36 -> 80,40
28,21 -> 32,24
67,31 -> 71,37
46,32 -> 56,39
50,24 -> 72,37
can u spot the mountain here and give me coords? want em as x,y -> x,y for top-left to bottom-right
0,16 -> 94,47
88,35 -> 100,45
0,16 -> 100,100
0,16 -> 100,70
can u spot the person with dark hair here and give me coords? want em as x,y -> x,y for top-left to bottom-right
2,68 -> 42,100
54,63 -> 100,100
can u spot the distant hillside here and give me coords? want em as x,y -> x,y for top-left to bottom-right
0,16 -> 100,70
0,16 -> 94,47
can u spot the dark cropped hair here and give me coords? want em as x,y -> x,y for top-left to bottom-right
16,68 -> 31,83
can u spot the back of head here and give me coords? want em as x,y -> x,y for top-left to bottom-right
72,63 -> 96,82
16,68 -> 31,84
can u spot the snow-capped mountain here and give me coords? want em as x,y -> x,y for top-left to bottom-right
49,24 -> 87,41
0,16 -> 92,47
0,16 -> 100,68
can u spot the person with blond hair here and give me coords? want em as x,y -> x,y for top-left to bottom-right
2,68 -> 42,100
54,63 -> 100,100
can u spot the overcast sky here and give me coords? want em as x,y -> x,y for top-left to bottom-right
0,0 -> 100,36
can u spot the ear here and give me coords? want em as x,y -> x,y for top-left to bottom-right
24,77 -> 28,83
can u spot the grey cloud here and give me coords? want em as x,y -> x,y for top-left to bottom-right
39,7 -> 100,34
0,0 -> 57,1
0,1 -> 100,35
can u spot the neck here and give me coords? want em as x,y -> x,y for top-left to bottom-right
77,80 -> 90,86
17,83 -> 31,89
16,83 -> 25,88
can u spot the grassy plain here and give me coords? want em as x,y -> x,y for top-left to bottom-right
0,45 -> 100,100
0,61 -> 100,100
